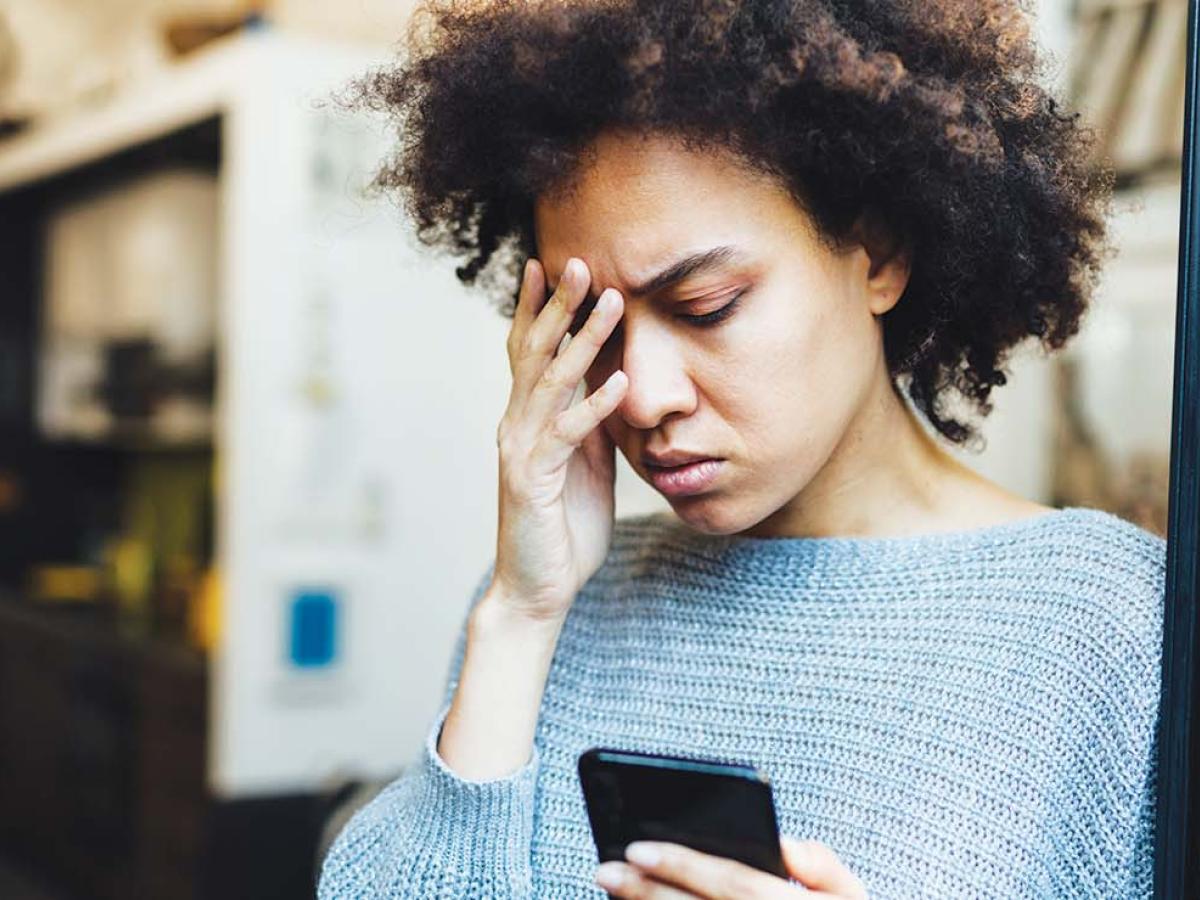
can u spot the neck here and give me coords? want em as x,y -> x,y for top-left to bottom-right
740,375 -> 1010,540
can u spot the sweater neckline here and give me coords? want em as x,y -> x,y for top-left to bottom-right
651,505 -> 1094,565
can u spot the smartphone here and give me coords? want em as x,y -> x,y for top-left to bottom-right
577,746 -> 787,880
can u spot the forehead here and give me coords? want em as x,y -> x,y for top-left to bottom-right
532,130 -> 807,288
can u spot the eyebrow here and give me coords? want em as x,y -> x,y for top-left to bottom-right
627,245 -> 749,297
552,244 -> 750,301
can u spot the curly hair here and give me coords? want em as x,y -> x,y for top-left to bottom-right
352,0 -> 1115,446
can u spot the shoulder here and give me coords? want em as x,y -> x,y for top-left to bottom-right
1037,506 -> 1165,632
1025,506 -> 1165,710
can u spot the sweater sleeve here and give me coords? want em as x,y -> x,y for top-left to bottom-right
1124,731 -> 1157,899
317,561 -> 542,899
1117,532 -> 1165,900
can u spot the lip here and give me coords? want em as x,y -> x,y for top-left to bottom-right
642,448 -> 714,467
646,458 -> 723,498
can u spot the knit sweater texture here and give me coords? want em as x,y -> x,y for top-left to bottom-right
318,505 -> 1165,898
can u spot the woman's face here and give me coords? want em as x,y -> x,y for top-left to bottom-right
533,129 -> 910,536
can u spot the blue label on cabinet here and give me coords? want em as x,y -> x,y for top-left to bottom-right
289,589 -> 338,668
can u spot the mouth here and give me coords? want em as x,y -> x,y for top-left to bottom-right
641,449 -> 717,468
644,458 -> 724,497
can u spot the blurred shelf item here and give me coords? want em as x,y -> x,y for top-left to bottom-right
1069,0 -> 1188,183
0,10 -> 24,136
1048,165 -> 1179,539
28,563 -> 105,604
1046,1 -> 1182,538
41,165 -> 218,445
163,8 -> 268,59
188,566 -> 221,654
0,35 -> 234,193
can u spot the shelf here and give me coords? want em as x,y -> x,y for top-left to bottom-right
0,32 -> 254,194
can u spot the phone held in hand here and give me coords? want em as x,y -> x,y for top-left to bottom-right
577,746 -> 788,880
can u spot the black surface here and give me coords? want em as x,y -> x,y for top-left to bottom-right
1156,1 -> 1200,895
203,794 -> 327,900
0,853 -> 72,900
0,597 -> 326,900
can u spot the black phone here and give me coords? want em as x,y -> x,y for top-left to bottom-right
577,746 -> 788,880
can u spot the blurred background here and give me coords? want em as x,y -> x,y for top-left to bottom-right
0,0 -> 1183,897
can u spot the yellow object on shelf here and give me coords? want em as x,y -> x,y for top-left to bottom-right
188,566 -> 221,652
107,535 -> 154,619
30,565 -> 103,603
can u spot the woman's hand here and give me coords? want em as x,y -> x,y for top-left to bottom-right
491,255 -> 628,623
594,838 -> 868,899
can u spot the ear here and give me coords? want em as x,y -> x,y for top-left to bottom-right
850,211 -> 912,317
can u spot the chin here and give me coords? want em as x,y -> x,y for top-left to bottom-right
664,497 -> 751,536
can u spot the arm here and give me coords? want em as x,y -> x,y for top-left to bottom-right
437,579 -> 567,780
317,563 -> 565,899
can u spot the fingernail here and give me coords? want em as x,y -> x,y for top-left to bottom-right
625,841 -> 660,866
594,862 -> 626,889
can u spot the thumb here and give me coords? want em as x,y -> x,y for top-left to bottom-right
781,838 -> 867,898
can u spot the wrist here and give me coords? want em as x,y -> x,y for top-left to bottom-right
469,583 -> 569,641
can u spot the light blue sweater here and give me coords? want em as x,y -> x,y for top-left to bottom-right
318,506 -> 1165,898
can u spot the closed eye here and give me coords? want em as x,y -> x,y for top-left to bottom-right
679,291 -> 744,326
568,290 -> 745,338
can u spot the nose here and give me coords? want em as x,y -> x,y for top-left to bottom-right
614,317 -> 698,431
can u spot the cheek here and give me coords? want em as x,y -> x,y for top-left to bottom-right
779,291 -> 864,382
733,301 -> 854,430
603,417 -> 623,447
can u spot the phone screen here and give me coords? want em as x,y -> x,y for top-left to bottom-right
578,747 -> 787,879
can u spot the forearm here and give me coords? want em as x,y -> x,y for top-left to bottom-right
319,571 -> 546,899
437,582 -> 567,781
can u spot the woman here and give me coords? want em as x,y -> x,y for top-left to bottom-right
320,1 -> 1165,896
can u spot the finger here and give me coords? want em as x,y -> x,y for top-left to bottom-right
517,256 -> 593,387
622,842 -> 786,900
594,862 -> 697,899
579,401 -> 618,473
524,286 -> 623,426
507,257 -> 549,364
506,257 -> 554,391
781,839 -> 867,899
535,369 -> 627,470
